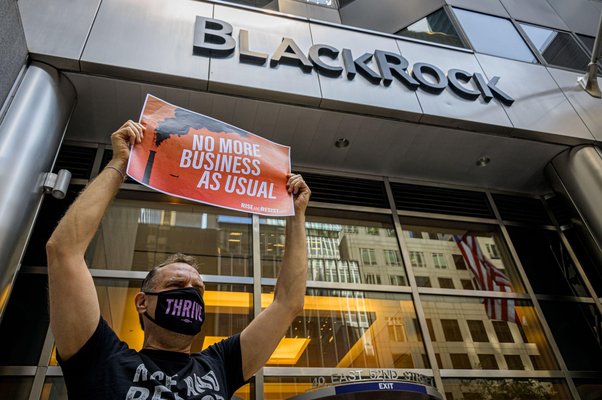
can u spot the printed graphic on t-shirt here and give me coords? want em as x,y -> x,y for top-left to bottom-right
126,363 -> 225,400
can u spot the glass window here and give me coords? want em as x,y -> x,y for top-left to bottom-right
422,295 -> 558,370
450,353 -> 471,369
520,23 -> 590,71
49,279 -> 252,364
415,276 -> 432,287
88,199 -> 253,276
492,320 -> 514,343
364,273 -> 381,285
460,279 -> 474,290
441,319 -> 463,341
261,210 -> 406,286
477,354 -> 498,369
443,378 -> 573,400
504,354 -> 524,370
438,277 -> 455,289
402,221 -> 524,293
390,275 -> 407,286
261,288 -> 428,368
365,227 -> 379,236
507,227 -> 589,297
432,253 -> 448,269
467,320 -> 489,342
485,243 -> 500,259
410,251 -> 426,267
0,273 -> 49,366
40,376 -> 253,400
384,249 -> 402,266
360,249 -> 378,265
0,377 -> 33,399
575,378 -> 602,400
540,301 -> 602,371
453,254 -> 467,270
563,227 -> 602,295
396,8 -> 466,48
453,8 -> 537,63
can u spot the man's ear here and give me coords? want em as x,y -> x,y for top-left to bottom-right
134,292 -> 147,314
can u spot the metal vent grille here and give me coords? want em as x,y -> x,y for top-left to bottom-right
492,194 -> 551,225
53,145 -> 97,179
390,182 -> 494,218
546,195 -> 575,227
100,150 -> 135,183
302,173 -> 389,208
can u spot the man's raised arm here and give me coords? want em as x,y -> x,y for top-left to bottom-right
46,121 -> 144,360
240,174 -> 310,381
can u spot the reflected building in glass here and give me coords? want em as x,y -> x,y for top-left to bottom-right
1,0 -> 602,399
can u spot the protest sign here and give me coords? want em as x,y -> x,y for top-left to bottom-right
127,95 -> 294,216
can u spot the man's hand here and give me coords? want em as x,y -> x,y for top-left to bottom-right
110,120 -> 144,170
287,173 -> 310,215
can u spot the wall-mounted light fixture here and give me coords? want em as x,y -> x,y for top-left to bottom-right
42,169 -> 71,199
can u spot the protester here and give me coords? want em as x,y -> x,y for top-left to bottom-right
46,120 -> 310,399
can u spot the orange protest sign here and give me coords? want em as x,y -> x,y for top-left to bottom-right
127,95 -> 294,216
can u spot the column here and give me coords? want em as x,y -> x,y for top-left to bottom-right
0,62 -> 76,317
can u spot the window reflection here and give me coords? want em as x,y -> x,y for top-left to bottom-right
442,378 -> 572,400
261,211 -> 407,286
520,23 -> 590,71
264,377 -> 315,400
508,227 -> 588,297
88,199 -> 252,276
422,295 -> 558,371
452,8 -> 537,63
262,288 -> 427,368
540,301 -> 602,371
50,280 -> 252,364
402,223 -> 524,293
396,8 -> 466,48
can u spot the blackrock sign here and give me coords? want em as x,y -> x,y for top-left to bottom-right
193,17 -> 515,106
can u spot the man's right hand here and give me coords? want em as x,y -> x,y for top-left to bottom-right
110,120 -> 145,169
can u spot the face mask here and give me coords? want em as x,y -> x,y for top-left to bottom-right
143,287 -> 205,336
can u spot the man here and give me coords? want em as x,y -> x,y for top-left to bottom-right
46,120 -> 310,399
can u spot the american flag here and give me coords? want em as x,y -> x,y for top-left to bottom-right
454,234 -> 517,323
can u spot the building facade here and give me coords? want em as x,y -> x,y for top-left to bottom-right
0,0 -> 602,399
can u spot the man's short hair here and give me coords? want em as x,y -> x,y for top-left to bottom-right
138,253 -> 199,330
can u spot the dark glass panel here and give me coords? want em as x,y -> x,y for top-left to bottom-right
521,24 -> 590,71
574,378 -> 602,400
397,8 -> 466,48
564,227 -> 602,296
507,227 -> 588,296
0,377 -> 33,400
0,273 -> 49,365
540,301 -> 602,371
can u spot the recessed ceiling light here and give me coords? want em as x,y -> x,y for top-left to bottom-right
335,138 -> 350,148
476,156 -> 491,167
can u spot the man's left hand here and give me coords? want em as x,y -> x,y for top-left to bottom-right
287,174 -> 310,215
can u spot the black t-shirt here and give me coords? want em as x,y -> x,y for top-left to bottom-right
58,318 -> 246,399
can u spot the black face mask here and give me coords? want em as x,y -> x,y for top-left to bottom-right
143,287 -> 205,336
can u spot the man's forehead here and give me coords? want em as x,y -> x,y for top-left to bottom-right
155,263 -> 202,281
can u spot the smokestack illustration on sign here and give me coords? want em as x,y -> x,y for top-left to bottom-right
141,108 -> 244,184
